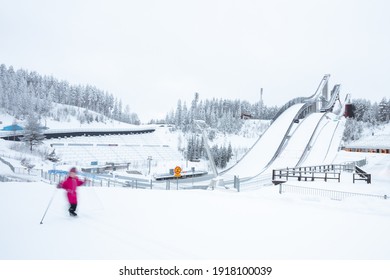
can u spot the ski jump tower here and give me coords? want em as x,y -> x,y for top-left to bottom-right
317,75 -> 329,111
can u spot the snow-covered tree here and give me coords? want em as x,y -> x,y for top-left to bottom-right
378,97 -> 390,123
0,64 -> 140,125
20,115 -> 45,152
175,99 -> 182,128
343,118 -> 363,142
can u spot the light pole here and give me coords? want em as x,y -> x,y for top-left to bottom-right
147,156 -> 152,175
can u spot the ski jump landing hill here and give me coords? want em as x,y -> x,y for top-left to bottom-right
221,74 -> 346,181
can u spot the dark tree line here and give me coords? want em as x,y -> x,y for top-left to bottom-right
210,143 -> 233,169
0,64 -> 139,124
187,134 -> 233,168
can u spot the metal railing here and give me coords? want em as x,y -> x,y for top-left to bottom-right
271,74 -> 330,122
320,84 -> 340,112
39,170 -> 153,188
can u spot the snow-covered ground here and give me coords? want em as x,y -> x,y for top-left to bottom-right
0,149 -> 389,260
1,105 -> 389,263
0,113 -> 390,279
1,131 -> 389,261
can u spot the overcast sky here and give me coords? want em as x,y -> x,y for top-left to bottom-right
1,0 -> 389,122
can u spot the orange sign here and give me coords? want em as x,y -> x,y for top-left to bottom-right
174,166 -> 182,177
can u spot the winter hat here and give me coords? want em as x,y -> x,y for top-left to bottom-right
69,167 -> 77,173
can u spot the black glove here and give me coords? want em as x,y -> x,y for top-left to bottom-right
56,183 -> 62,189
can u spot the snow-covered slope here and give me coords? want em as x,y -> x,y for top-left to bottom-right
1,170 -> 389,260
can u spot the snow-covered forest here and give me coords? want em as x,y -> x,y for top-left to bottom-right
0,64 -> 140,124
163,92 -> 280,134
343,98 -> 390,142
159,92 -> 277,168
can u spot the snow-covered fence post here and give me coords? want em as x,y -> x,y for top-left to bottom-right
166,180 -> 170,190
233,176 -> 240,192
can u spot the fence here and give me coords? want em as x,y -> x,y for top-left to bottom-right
10,165 -> 196,190
271,159 -> 370,184
39,170 -> 142,188
353,166 -> 371,184
278,184 -> 387,201
272,164 -> 343,183
342,158 -> 367,168
0,175 -> 12,182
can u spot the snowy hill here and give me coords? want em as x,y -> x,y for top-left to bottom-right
0,103 -> 138,131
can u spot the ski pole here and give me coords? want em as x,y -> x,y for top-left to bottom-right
40,188 -> 58,224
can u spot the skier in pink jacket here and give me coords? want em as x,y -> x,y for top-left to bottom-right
58,167 -> 86,216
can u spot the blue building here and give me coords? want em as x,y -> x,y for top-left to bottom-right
2,124 -> 24,131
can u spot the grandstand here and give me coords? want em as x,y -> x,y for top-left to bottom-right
45,130 -> 183,166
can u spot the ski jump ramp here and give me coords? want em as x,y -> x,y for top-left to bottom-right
220,75 -> 345,182
222,102 -> 306,179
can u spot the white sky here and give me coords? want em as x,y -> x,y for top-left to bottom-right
1,0 -> 389,122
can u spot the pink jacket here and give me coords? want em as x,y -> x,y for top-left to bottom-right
60,176 -> 85,204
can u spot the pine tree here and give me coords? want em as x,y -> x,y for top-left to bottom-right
21,114 -> 46,152
175,99 -> 182,128
378,98 -> 390,123
227,142 -> 233,162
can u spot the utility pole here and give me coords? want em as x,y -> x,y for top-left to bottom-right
147,156 -> 152,175
259,88 -> 263,119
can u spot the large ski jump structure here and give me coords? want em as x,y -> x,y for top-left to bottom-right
219,74 -> 346,184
